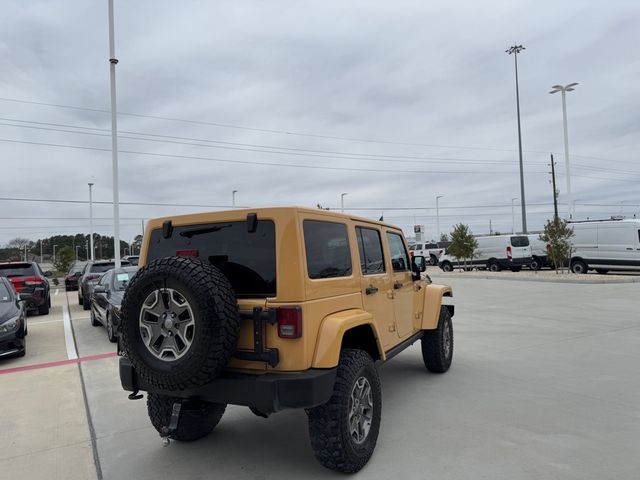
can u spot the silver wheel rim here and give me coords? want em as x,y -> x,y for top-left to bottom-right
443,320 -> 451,358
139,288 -> 195,361
348,376 -> 373,445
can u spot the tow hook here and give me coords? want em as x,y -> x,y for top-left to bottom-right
128,390 -> 144,400
160,401 -> 182,446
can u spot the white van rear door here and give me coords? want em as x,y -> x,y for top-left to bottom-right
597,223 -> 640,269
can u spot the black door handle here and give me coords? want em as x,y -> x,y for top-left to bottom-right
393,281 -> 403,290
365,287 -> 378,295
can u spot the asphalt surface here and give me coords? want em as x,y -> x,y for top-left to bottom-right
1,277 -> 639,479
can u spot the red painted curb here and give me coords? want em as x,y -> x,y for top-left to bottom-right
0,351 -> 118,375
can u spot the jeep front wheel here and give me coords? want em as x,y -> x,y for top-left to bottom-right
308,349 -> 382,473
421,307 -> 453,373
147,393 -> 226,441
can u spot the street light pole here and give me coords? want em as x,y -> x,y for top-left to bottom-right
232,190 -> 238,208
511,198 -> 518,234
506,44 -> 528,234
88,182 -> 95,261
436,195 -> 443,240
53,245 -> 58,265
550,83 -> 578,219
108,0 -> 122,268
341,193 -> 348,213
75,245 -> 80,261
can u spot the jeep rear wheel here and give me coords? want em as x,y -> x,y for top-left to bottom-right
147,393 -> 226,441
119,257 -> 240,391
421,307 -> 453,373
308,349 -> 382,473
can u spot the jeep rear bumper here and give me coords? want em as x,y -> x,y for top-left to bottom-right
119,357 -> 336,414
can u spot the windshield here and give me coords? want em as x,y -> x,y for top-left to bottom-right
90,263 -> 117,273
113,269 -> 137,291
0,264 -> 36,277
0,282 -> 12,301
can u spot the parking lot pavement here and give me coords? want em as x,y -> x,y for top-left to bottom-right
0,288 -> 96,480
2,279 -> 639,480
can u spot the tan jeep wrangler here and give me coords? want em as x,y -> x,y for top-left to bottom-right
119,207 -> 454,473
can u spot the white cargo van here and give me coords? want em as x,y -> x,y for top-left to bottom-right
527,235 -> 549,270
570,219 -> 640,274
438,235 -> 532,272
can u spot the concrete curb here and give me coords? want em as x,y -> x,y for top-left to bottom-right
429,273 -> 640,285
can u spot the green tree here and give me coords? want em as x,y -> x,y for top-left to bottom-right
447,223 -> 478,270
53,245 -> 75,275
539,218 -> 574,274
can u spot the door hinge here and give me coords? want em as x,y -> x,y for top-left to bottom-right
388,324 -> 396,332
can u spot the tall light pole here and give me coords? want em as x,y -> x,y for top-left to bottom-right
511,197 -> 518,234
436,195 -> 443,240
506,44 -> 528,234
108,0 -> 122,268
341,193 -> 348,213
549,83 -> 578,219
232,190 -> 238,208
39,239 -> 43,263
53,245 -> 58,265
75,245 -> 81,261
88,182 -> 95,261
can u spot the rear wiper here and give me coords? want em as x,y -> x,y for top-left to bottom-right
179,224 -> 232,238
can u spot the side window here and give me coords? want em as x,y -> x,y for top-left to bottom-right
99,272 -> 111,286
303,220 -> 352,279
356,227 -> 385,275
386,232 -> 410,272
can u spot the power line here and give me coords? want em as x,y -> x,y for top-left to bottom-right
0,137 -> 549,175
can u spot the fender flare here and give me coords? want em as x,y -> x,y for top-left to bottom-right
421,284 -> 453,330
311,309 -> 385,368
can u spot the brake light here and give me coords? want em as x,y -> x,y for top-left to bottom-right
24,277 -> 43,285
506,246 -> 512,260
176,249 -> 199,257
277,306 -> 302,339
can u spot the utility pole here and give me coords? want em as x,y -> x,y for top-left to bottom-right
506,44 -> 528,233
549,154 -> 559,220
108,0 -> 122,268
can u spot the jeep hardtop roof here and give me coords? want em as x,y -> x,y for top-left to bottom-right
144,206 -> 403,232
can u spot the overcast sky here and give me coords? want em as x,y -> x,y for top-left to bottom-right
1,0 -> 639,247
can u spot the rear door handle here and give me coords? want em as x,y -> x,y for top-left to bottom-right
393,281 -> 403,290
365,287 -> 378,295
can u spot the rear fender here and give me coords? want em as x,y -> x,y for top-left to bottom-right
421,284 -> 453,330
312,309 -> 384,368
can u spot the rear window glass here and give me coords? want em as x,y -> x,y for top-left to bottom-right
147,220 -> 276,298
0,264 -> 36,277
510,236 -> 530,247
356,227 -> 385,275
304,220 -> 352,279
425,243 -> 438,249
90,263 -> 117,273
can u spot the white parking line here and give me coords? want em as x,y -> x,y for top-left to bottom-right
54,289 -> 59,296
62,303 -> 78,360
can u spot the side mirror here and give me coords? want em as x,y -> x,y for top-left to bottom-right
75,272 -> 82,278
412,255 -> 427,273
94,285 -> 106,295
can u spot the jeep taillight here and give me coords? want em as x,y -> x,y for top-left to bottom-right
277,306 -> 302,339
506,246 -> 512,260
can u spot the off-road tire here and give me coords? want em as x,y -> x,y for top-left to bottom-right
120,256 -> 240,391
571,259 -> 588,274
421,307 -> 453,373
308,349 -> 382,473
441,261 -> 453,272
147,393 -> 226,441
90,308 -> 101,327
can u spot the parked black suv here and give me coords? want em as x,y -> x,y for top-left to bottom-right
0,262 -> 50,315
78,260 -> 130,310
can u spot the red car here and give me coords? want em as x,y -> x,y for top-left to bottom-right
0,262 -> 51,315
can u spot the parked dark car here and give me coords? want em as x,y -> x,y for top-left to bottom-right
78,260 -> 130,310
90,266 -> 138,342
65,262 -> 85,291
0,262 -> 50,315
0,276 -> 27,358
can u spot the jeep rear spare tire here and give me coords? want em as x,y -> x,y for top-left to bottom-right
120,257 -> 240,391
